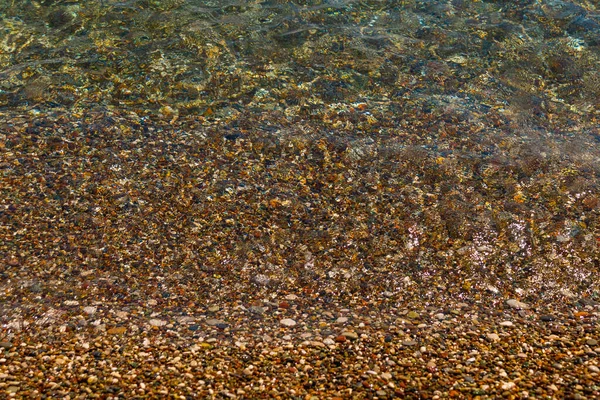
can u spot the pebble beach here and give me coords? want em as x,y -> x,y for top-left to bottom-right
1,0 -> 600,398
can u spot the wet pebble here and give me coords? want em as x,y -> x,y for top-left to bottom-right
206,318 -> 227,327
107,327 -> 127,335
280,318 -> 297,327
407,311 -> 420,319
486,333 -> 500,341
506,299 -> 529,310
249,306 -> 266,314
540,315 -> 555,322
499,321 -> 513,327
588,365 -> 600,373
342,331 -> 359,340
83,306 -> 97,315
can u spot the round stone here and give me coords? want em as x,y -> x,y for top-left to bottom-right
499,321 -> 513,327
335,335 -> 347,343
280,318 -> 297,327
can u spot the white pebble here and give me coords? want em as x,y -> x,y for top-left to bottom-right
486,333 -> 500,341
280,318 -> 297,327
83,306 -> 97,315
506,299 -> 529,310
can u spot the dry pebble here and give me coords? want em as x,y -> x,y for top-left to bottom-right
280,319 -> 297,327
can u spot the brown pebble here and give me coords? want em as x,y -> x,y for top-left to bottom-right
107,327 -> 127,335
0,341 -> 13,349
6,257 -> 19,266
279,301 -> 290,309
335,335 -> 347,343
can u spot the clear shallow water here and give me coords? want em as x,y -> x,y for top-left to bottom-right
1,0 -> 600,303
1,0 -> 599,118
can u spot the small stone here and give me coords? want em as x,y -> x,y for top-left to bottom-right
335,335 -> 347,343
149,319 -> 167,327
434,313 -> 445,320
402,340 -> 417,346
336,317 -> 348,324
499,321 -> 513,327
587,339 -> 598,346
83,306 -> 97,315
7,385 -> 19,393
501,382 -> 515,390
206,319 -> 227,327
540,315 -> 555,322
249,306 -> 265,314
285,294 -> 298,301
208,305 -> 220,313
64,300 -> 80,306
0,342 -> 13,349
7,257 -> 19,266
342,331 -> 359,340
323,338 -> 335,345
381,372 -> 392,380
588,365 -> 600,373
107,327 -> 127,335
407,311 -> 420,319
506,299 -> 529,310
376,390 -> 387,397
426,361 -> 437,372
279,301 -> 290,309
486,333 -> 500,342
87,375 -> 98,384
280,318 -> 296,327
